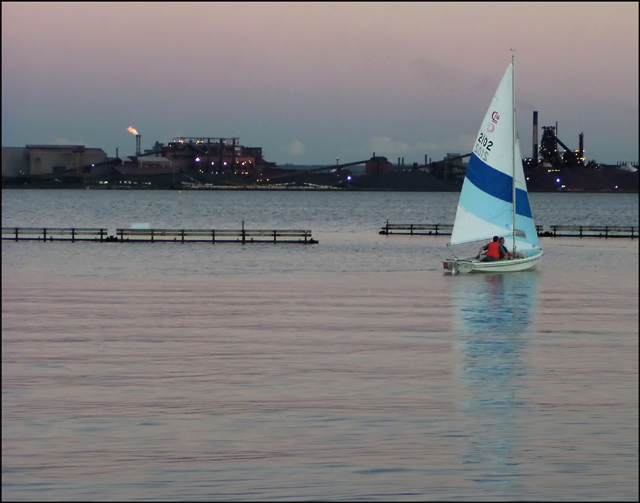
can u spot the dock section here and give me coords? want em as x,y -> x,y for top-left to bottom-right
2,227 -> 318,244
379,222 -> 453,236
2,227 -> 108,242
380,222 -> 636,239
543,225 -> 636,238
115,228 -> 317,244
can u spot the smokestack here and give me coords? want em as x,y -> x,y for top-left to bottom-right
127,127 -> 140,155
579,132 -> 584,161
532,111 -> 538,163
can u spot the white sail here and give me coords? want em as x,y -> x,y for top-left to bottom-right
450,63 -> 540,253
443,60 -> 543,274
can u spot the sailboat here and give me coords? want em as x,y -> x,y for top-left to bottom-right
443,58 -> 543,274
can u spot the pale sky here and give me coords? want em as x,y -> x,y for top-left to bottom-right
2,2 -> 638,165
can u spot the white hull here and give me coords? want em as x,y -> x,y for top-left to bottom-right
443,250 -> 543,274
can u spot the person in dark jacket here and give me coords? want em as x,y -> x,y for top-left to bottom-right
498,237 -> 514,259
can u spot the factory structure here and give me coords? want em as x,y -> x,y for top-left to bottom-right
1,144 -> 109,178
2,117 -> 637,192
1,133 -> 281,187
115,135 -> 279,181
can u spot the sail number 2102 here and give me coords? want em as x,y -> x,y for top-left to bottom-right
473,133 -> 493,161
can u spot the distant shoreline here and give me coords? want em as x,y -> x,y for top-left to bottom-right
3,163 -> 636,193
1,184 -> 636,194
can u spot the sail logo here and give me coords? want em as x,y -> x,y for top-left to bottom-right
486,111 -> 500,132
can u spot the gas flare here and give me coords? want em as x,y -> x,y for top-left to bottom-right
127,126 -> 139,135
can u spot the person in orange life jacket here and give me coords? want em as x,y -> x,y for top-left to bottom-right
477,236 -> 511,261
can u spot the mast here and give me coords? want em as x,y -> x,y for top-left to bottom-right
511,54 -> 517,254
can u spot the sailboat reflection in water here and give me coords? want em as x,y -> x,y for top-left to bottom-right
451,272 -> 539,489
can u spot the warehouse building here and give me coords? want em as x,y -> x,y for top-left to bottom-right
2,145 -> 108,178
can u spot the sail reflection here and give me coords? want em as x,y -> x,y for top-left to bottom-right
450,272 -> 539,491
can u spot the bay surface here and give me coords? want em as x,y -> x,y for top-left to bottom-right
2,190 -> 638,501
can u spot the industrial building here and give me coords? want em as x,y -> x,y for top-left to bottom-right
106,135 -> 280,186
162,137 -> 275,176
2,145 -> 108,178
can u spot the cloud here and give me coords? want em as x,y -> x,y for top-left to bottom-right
287,140 -> 305,156
369,137 -> 411,156
415,134 -> 477,156
369,135 -> 476,161
52,137 -> 90,146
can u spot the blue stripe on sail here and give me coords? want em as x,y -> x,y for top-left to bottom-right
516,190 -> 533,220
465,155 -> 533,219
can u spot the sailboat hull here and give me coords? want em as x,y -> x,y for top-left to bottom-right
443,250 -> 543,274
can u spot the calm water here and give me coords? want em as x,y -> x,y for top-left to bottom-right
2,190 -> 638,501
